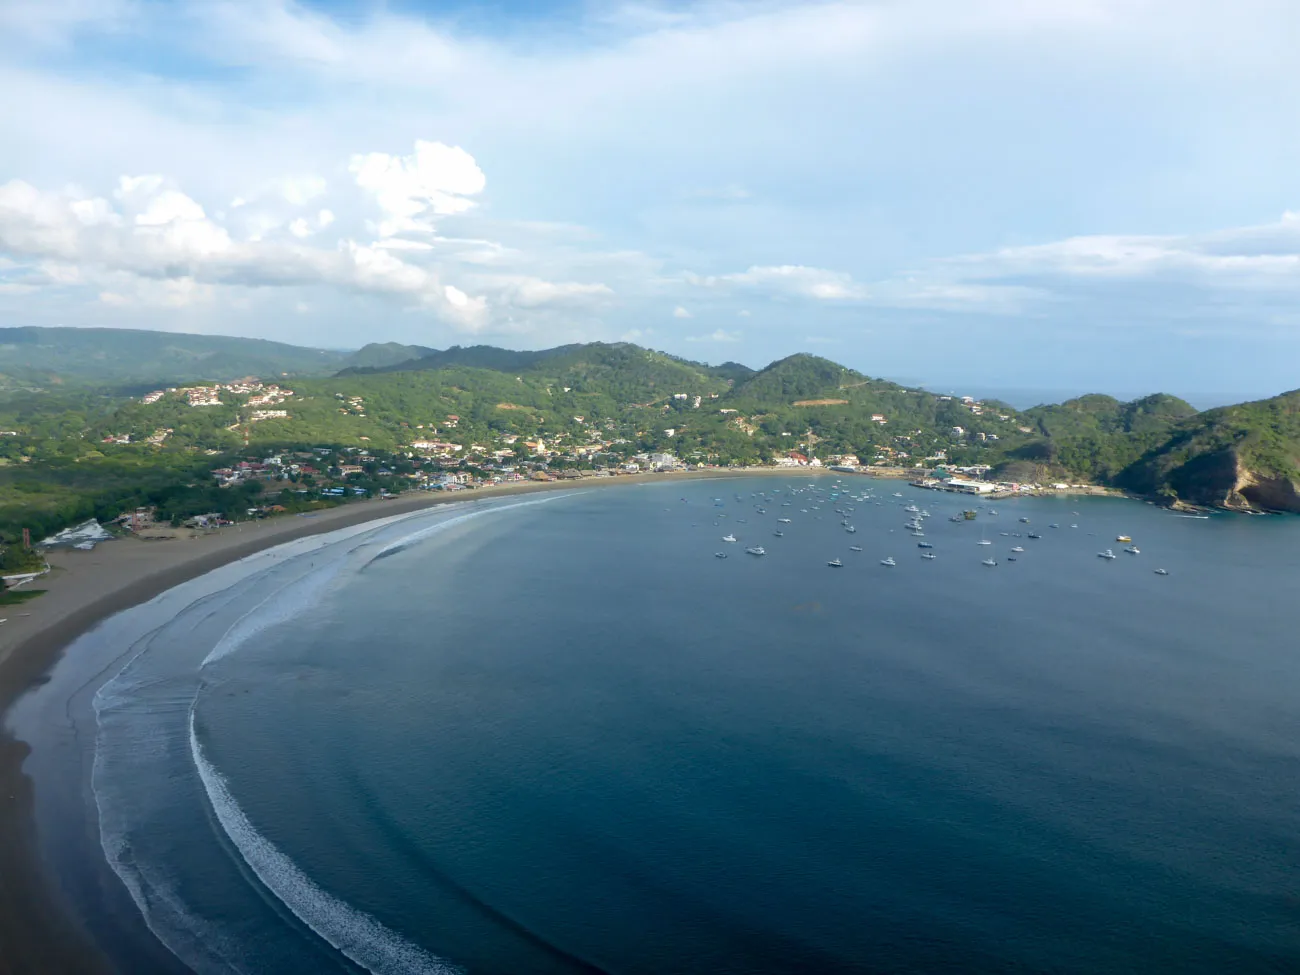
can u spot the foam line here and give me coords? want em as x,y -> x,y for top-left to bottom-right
190,714 -> 460,975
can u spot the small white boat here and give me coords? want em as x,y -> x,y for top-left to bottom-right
917,541 -> 933,548
904,505 -> 920,513
880,557 -> 896,566
893,492 -> 904,498
722,534 -> 737,542
1098,549 -> 1116,560
827,559 -> 843,568
1019,517 -> 1030,523
1070,524 -> 1078,528
849,545 -> 863,552
978,539 -> 992,546
714,552 -> 727,559
777,518 -> 791,523
921,552 -> 937,560
981,558 -> 997,567
845,526 -> 857,533
773,530 -> 784,537
1010,546 -> 1025,553
1154,568 -> 1169,575
1124,546 -> 1140,555
746,546 -> 766,556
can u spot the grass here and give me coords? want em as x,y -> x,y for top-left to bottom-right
0,588 -> 45,606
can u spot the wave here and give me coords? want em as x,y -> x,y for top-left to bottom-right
189,713 -> 461,975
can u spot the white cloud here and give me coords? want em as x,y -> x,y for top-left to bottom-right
687,264 -> 868,300
350,141 -> 486,238
672,305 -> 692,318
685,328 -> 742,343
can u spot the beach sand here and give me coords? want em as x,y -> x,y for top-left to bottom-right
0,468 -> 819,973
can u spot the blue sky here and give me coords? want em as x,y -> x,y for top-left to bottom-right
1,0 -> 1299,403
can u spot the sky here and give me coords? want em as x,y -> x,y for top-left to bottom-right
2,0 -> 1299,403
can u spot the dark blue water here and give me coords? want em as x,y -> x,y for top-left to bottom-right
34,479 -> 1300,973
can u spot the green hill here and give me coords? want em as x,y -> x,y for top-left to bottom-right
0,326 -> 345,386
1116,390 -> 1300,510
338,342 -> 435,372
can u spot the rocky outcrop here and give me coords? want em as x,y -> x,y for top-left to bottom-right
1229,457 -> 1300,513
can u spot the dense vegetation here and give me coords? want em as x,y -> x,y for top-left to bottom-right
0,326 -> 348,386
0,332 -> 1297,558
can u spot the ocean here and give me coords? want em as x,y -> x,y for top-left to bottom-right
11,477 -> 1300,973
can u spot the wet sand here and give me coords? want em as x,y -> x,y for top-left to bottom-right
0,469 -> 816,974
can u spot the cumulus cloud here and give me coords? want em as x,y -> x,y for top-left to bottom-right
672,305 -> 692,318
350,141 -> 486,238
687,264 -> 868,300
0,142 -> 620,333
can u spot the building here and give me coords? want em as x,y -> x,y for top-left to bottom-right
945,477 -> 996,494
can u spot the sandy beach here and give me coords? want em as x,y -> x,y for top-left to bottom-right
0,468 -> 819,974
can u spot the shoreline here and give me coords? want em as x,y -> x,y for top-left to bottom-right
0,468 -> 822,975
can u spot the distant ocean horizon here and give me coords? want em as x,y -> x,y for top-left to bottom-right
910,383 -> 1267,411
14,478 -> 1300,974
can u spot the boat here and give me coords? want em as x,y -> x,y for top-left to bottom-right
921,552 -> 937,559
1124,546 -> 1140,555
917,541 -> 934,548
1049,524 -> 1060,529
1178,514 -> 1209,520
1070,523 -> 1078,529
1098,549 -> 1116,559
777,518 -> 791,523
1116,535 -> 1132,543
827,559 -> 843,567
849,545 -> 863,552
904,505 -> 920,513
880,557 -> 896,566
1019,517 -> 1030,523
978,539 -> 992,546
1007,555 -> 1017,561
1010,546 -> 1025,552
1154,568 -> 1169,575
714,552 -> 727,559
893,492 -> 904,498
722,534 -> 737,542
845,526 -> 856,533
981,558 -> 997,567
773,530 -> 784,537
1027,532 -> 1042,539
746,546 -> 766,556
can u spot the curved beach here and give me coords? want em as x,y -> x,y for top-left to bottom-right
0,472 -> 764,974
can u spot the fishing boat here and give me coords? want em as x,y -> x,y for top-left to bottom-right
880,557 -> 896,566
746,546 -> 766,556
1098,549 -> 1116,560
827,559 -> 843,568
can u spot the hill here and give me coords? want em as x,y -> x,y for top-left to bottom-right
0,326 -> 345,386
1116,390 -> 1300,510
337,342 -> 436,372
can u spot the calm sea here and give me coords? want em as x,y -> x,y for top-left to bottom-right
14,478 -> 1300,973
